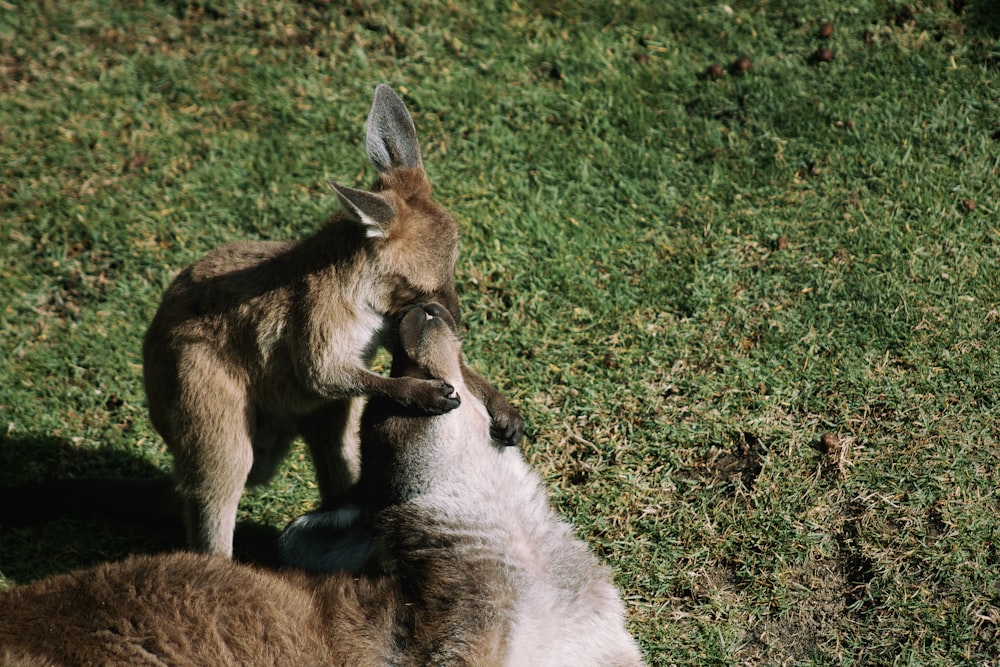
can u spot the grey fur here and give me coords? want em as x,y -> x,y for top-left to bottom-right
328,182 -> 396,237
365,83 -> 423,171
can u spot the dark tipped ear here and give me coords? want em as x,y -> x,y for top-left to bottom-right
329,182 -> 395,238
365,84 -> 423,172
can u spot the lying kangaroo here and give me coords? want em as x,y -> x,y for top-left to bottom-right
142,84 -> 522,557
0,303 -> 642,666
287,303 -> 644,664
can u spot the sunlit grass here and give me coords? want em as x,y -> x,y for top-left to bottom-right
2,1 -> 999,663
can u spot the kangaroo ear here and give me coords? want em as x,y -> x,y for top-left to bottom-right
365,84 -> 423,172
329,182 -> 395,238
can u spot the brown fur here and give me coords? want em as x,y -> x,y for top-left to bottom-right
0,550 -> 510,666
141,84 -> 522,556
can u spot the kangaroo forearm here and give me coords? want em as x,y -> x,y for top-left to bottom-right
460,362 -> 524,446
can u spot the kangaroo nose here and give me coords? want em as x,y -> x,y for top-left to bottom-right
422,303 -> 447,319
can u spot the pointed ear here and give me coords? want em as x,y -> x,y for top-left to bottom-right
365,84 -> 423,172
329,182 -> 395,238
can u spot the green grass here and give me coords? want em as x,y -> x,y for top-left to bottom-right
2,0 -> 1000,663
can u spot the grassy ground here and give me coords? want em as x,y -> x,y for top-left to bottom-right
2,0 -> 999,663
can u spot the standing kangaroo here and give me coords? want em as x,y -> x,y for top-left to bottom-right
0,304 -> 642,666
142,84 -> 522,557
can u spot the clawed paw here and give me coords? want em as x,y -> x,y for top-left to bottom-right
414,378 -> 461,415
490,407 -> 525,447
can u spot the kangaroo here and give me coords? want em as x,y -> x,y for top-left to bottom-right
0,302 -> 641,666
142,84 -> 522,557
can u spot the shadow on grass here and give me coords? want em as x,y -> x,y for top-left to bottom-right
966,0 -> 1000,38
0,433 -> 280,584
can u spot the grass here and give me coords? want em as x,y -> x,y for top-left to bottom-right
2,0 -> 1000,663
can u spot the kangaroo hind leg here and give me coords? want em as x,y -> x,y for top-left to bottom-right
169,372 -> 255,558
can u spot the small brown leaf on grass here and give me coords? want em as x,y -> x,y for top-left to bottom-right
705,432 -> 764,490
818,432 -> 841,456
814,432 -> 853,478
124,154 -> 147,172
729,56 -> 751,75
810,48 -> 834,64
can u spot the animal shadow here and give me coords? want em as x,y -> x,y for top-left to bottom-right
0,433 -> 280,584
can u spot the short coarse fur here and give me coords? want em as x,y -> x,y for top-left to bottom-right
0,304 -> 641,666
142,84 -> 522,557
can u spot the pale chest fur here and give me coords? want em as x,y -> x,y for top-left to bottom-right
407,399 -> 643,667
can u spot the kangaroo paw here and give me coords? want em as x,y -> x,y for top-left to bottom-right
406,378 -> 461,415
489,403 -> 525,447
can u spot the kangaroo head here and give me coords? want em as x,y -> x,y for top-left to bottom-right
330,85 -> 460,320
390,302 -> 464,387
347,301 -> 480,512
